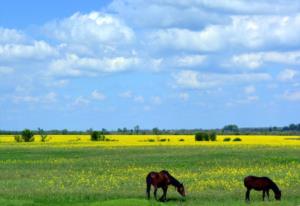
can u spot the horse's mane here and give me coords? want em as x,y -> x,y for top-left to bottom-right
270,181 -> 280,193
263,177 -> 280,193
161,170 -> 181,187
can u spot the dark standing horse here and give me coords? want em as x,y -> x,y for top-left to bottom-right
146,170 -> 185,202
244,176 -> 281,201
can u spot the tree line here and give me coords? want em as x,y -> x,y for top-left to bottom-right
1,123 -> 300,135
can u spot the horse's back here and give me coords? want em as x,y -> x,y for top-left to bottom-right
244,176 -> 273,190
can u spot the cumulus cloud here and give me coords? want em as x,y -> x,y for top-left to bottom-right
45,12 -> 134,46
151,96 -> 162,105
175,55 -> 206,67
11,92 -> 57,104
0,66 -> 14,75
282,91 -> 300,101
72,96 -> 90,107
277,69 -> 298,81
244,85 -> 256,94
0,41 -> 58,61
173,70 -> 271,89
91,90 -> 106,101
178,92 -> 190,101
150,15 -> 300,52
229,51 -> 300,69
0,28 -> 26,44
48,54 -> 140,77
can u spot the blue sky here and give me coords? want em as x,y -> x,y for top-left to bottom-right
1,0 -> 300,130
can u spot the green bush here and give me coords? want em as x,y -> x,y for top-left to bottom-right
209,132 -> 217,141
14,135 -> 23,142
90,131 -> 105,141
21,129 -> 35,142
195,132 -> 217,141
223,137 -> 231,142
233,137 -> 242,142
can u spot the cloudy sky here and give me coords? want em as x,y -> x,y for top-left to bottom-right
1,0 -> 300,130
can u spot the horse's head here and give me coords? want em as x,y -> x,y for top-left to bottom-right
275,190 -> 281,200
176,183 -> 186,197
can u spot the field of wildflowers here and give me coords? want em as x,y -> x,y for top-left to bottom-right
0,135 -> 299,205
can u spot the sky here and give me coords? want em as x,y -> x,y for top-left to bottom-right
0,0 -> 300,130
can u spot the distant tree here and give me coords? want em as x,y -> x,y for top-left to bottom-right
62,129 -> 68,135
38,128 -> 48,142
209,132 -> 217,141
195,132 -> 205,141
21,129 -> 35,142
134,125 -> 140,134
152,127 -> 160,135
86,128 -> 93,134
222,124 -> 239,133
91,131 -> 105,141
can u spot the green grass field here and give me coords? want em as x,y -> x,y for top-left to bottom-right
0,144 -> 299,206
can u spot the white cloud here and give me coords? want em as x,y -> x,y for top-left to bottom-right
175,55 -> 206,67
91,90 -> 106,101
45,12 -> 134,46
72,96 -> 90,107
229,51 -> 300,69
173,70 -> 202,89
150,15 -> 300,52
277,69 -> 298,81
44,92 -> 57,103
48,54 -> 139,77
11,92 -> 57,104
282,91 -> 300,101
173,70 -> 271,89
151,96 -> 162,105
0,66 -> 14,75
0,28 -> 25,44
133,95 -> 144,103
178,92 -> 190,101
244,85 -> 256,94
119,91 -> 133,98
0,41 -> 58,61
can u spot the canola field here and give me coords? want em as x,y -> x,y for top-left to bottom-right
0,135 -> 299,206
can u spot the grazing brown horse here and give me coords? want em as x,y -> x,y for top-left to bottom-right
146,170 -> 185,202
244,176 -> 281,201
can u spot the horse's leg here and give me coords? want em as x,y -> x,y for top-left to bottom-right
245,189 -> 251,202
160,186 -> 168,202
153,186 -> 158,200
262,190 -> 266,201
266,190 -> 270,201
146,175 -> 152,200
146,183 -> 151,199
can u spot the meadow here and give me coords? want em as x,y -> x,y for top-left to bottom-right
0,135 -> 299,206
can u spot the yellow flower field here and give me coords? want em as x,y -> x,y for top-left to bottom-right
1,134 -> 299,146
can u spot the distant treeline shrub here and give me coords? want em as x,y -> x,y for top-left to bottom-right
195,132 -> 217,141
223,137 -> 231,142
90,131 -> 106,141
15,129 -> 35,142
233,137 -> 242,141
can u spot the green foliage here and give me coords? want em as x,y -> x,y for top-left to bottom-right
90,131 -> 105,141
222,124 -> 239,134
233,137 -> 242,142
21,129 -> 35,142
14,135 -> 23,142
223,137 -> 231,142
195,132 -> 217,141
38,128 -> 48,142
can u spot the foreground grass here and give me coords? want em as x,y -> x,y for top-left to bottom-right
0,144 -> 299,205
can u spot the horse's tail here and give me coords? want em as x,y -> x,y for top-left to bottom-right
146,173 -> 152,199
